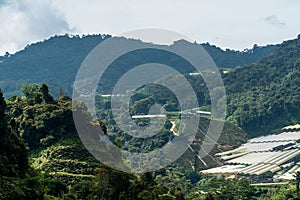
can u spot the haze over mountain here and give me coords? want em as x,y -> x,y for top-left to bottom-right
0,34 -> 277,97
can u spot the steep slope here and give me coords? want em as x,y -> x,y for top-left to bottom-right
0,90 -> 44,200
122,35 -> 300,137
5,84 -> 103,186
225,35 -> 300,136
0,90 -> 28,177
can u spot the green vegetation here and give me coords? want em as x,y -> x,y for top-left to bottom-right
123,35 -> 300,137
0,34 -> 109,97
0,83 -> 249,199
0,34 -> 276,97
188,177 -> 256,200
1,34 -> 300,199
225,35 -> 300,136
201,42 -> 277,68
0,89 -> 44,199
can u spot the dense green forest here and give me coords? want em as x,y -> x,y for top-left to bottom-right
1,85 -> 182,199
225,35 -> 300,136
1,83 -> 300,199
201,42 -> 277,68
101,35 -> 300,137
0,84 -> 245,199
1,34 -> 300,199
0,34 -> 276,97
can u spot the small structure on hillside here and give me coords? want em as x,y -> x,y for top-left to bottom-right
283,124 -> 300,132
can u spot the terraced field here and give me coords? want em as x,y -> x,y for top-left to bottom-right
30,137 -> 99,185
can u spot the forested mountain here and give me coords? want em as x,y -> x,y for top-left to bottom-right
1,33 -> 300,199
0,34 -> 276,97
201,42 -> 277,68
1,83 -> 299,199
0,84 -> 247,199
225,35 -> 300,136
110,35 -> 300,136
0,34 -> 109,97
1,33 -> 297,135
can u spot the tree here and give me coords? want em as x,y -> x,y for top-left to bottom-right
295,171 -> 300,198
21,83 -> 42,105
39,83 -> 54,104
204,178 -> 255,200
0,90 -> 28,177
0,90 -> 7,131
90,164 -> 133,200
0,90 -> 44,199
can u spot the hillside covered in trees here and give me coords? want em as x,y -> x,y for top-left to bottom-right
1,85 -> 300,199
96,34 -> 300,137
0,84 -> 251,199
1,33 -> 300,199
225,35 -> 300,136
0,34 -> 276,97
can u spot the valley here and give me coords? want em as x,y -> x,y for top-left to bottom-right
0,33 -> 300,199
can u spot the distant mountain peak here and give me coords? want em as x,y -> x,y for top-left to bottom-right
0,34 -> 279,97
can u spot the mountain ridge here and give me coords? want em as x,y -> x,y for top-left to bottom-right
0,34 -> 277,97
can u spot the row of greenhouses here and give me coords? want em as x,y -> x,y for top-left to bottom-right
201,130 -> 300,182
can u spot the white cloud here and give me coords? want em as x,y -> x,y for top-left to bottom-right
0,0 -> 72,55
51,0 -> 300,50
265,15 -> 286,27
0,0 -> 300,54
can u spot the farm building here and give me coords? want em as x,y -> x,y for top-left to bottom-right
201,130 -> 300,183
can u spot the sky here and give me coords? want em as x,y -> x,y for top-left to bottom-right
0,0 -> 300,55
